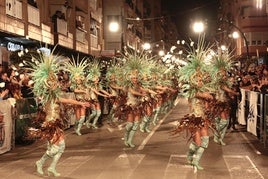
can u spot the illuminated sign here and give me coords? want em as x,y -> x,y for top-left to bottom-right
39,47 -> 51,56
7,42 -> 24,51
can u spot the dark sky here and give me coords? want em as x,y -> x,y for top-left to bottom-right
162,0 -> 220,39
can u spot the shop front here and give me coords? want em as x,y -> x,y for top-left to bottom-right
0,35 -> 39,68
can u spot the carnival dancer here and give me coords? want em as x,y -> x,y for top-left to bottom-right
23,51 -> 90,176
139,65 -> 159,133
124,70 -> 147,147
139,90 -> 156,133
152,90 -> 164,126
64,57 -> 90,136
85,62 -> 113,129
118,52 -> 150,147
106,64 -> 125,125
211,55 -> 239,145
172,37 -> 215,172
150,67 -> 168,126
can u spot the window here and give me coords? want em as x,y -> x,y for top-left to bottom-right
90,19 -> 97,36
76,15 -> 85,29
89,0 -> 97,10
27,0 -> 37,8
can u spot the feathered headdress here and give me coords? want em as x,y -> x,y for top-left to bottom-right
106,60 -> 123,83
24,50 -> 63,104
211,52 -> 233,79
62,56 -> 89,89
178,36 -> 214,98
86,61 -> 101,82
121,51 -> 155,87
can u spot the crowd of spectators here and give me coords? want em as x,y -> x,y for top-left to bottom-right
0,65 -> 73,101
0,62 -> 267,102
0,65 -> 34,100
239,63 -> 268,93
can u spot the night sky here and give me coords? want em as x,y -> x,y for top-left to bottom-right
162,0 -> 220,39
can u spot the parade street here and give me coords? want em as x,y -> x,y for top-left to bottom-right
0,97 -> 267,179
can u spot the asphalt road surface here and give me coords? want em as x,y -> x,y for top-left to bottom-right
0,97 -> 267,179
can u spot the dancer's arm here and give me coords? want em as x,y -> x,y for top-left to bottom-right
58,97 -> 90,108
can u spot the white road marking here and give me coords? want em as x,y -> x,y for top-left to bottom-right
137,109 -> 173,151
96,153 -> 145,179
239,132 -> 261,155
59,155 -> 94,177
223,155 -> 265,179
163,154 -> 196,179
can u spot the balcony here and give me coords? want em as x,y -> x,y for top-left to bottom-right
76,28 -> 86,43
58,32 -> 73,49
1,1 -> 23,35
5,0 -> 22,19
240,17 -> 268,28
90,34 -> 98,49
240,0 -> 253,8
27,5 -> 40,26
56,18 -> 67,36
76,28 -> 88,54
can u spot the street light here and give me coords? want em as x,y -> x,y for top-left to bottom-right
142,42 -> 151,50
109,22 -> 119,32
219,19 -> 249,59
158,50 -> 165,56
232,31 -> 239,39
192,19 -> 250,59
108,21 -> 124,53
193,21 -> 205,33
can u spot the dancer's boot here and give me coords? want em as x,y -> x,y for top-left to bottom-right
139,116 -> 147,133
35,153 -> 50,175
186,142 -> 198,165
192,147 -> 205,172
92,110 -> 101,129
127,121 -> 139,148
218,119 -> 229,145
124,122 -> 133,147
47,152 -> 62,177
86,110 -> 97,128
75,116 -> 85,135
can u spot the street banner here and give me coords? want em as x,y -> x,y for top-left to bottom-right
247,91 -> 258,136
0,100 -> 13,154
15,98 -> 38,144
238,88 -> 246,125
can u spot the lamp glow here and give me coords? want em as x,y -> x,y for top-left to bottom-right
109,22 -> 119,32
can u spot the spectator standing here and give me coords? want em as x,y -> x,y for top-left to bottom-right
0,71 -> 10,99
21,75 -> 34,98
228,76 -> 241,130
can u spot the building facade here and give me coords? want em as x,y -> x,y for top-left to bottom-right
218,0 -> 268,61
102,0 -> 169,56
0,0 -> 103,68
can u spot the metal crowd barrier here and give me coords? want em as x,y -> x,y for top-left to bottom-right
0,100 -> 14,154
15,97 -> 38,144
240,89 -> 267,147
264,94 -> 268,147
14,92 -> 77,145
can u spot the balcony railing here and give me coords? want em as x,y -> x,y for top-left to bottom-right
27,5 -> 40,26
56,18 -> 67,36
76,28 -> 86,43
6,0 -> 22,19
90,34 -> 98,48
240,17 -> 268,28
240,0 -> 253,8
